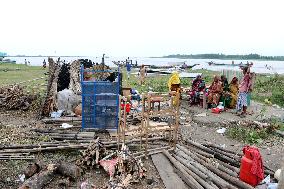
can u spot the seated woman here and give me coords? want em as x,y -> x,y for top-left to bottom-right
220,75 -> 231,108
229,77 -> 239,108
207,76 -> 223,108
188,75 -> 205,105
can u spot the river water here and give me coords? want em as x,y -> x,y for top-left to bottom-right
9,56 -> 284,74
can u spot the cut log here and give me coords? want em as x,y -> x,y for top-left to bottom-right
24,162 -> 45,179
173,154 -> 215,189
19,164 -> 57,189
204,143 -> 242,157
177,145 -> 254,189
208,146 -> 241,162
56,162 -> 82,180
215,159 -> 240,174
186,139 -> 215,154
185,144 -> 214,158
175,149 -> 234,189
186,141 -> 240,167
162,150 -> 203,189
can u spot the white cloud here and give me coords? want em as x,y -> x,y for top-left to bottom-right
0,0 -> 283,56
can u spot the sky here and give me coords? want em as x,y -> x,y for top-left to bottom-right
1,0 -> 284,57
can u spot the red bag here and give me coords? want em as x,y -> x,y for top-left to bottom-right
211,107 -> 221,114
239,146 -> 264,186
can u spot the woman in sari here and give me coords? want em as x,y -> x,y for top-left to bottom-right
189,75 -> 205,105
207,76 -> 223,108
220,75 -> 231,108
229,77 -> 239,108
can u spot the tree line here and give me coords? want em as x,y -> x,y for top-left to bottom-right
162,53 -> 284,61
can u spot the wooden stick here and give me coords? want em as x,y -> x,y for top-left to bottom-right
186,140 -> 240,167
204,143 -> 242,157
175,149 -> 233,189
162,150 -> 203,189
177,145 -> 254,189
173,154 -> 215,189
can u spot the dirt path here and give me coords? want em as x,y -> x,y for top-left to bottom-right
180,100 -> 284,171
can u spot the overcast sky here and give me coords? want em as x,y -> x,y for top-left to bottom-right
1,0 -> 283,57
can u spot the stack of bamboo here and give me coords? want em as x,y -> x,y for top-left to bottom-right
161,140 -> 274,189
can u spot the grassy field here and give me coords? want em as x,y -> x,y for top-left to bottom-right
0,63 -> 47,96
1,63 -> 283,107
0,63 -> 46,86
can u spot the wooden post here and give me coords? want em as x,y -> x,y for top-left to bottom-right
140,93 -> 145,151
123,100 -> 127,144
117,96 -> 121,151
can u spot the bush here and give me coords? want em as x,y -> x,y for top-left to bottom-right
227,126 -> 271,144
253,74 -> 284,107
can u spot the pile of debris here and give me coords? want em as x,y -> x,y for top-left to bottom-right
0,85 -> 37,110
11,137 -> 147,189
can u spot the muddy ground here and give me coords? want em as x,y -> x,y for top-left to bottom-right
0,100 -> 284,188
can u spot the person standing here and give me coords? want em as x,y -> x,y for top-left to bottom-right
126,61 -> 131,80
139,64 -> 146,85
236,66 -> 252,117
43,59 -> 46,68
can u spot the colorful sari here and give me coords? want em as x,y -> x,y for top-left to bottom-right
229,82 -> 239,108
189,75 -> 205,105
207,77 -> 223,107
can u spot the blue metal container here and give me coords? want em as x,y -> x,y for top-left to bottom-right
81,66 -> 120,130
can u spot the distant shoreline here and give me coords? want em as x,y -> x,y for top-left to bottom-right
152,54 -> 284,61
4,56 -> 86,58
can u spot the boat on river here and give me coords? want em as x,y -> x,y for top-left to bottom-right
0,58 -> 16,63
207,61 -> 253,68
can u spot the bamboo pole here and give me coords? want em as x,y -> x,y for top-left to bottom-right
175,149 -> 233,189
177,145 -> 254,189
173,154 -> 215,189
162,150 -> 203,189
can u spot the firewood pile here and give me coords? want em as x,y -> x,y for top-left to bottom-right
0,85 -> 37,110
76,138 -> 106,167
160,139 -> 275,189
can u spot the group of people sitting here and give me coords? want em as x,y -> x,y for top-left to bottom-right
188,67 -> 253,117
